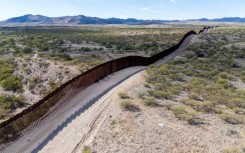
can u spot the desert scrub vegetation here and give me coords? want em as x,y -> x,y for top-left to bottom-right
143,96 -> 158,106
118,91 -> 139,111
222,147 -> 245,153
82,146 -> 91,153
0,94 -> 25,119
0,26 -> 200,59
167,104 -> 197,122
118,91 -> 130,99
144,27 -> 245,124
120,99 -> 139,112
0,58 -> 23,92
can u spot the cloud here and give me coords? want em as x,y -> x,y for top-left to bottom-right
170,0 -> 176,3
141,7 -> 152,11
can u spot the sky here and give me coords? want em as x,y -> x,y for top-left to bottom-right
0,0 -> 245,21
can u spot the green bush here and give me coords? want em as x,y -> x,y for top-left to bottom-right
143,96 -> 157,106
216,78 -> 233,88
222,147 -> 244,153
241,76 -> 245,83
189,92 -> 200,101
120,100 -> 139,112
0,75 -> 23,92
232,107 -> 245,115
22,47 -> 33,54
186,52 -> 195,59
227,98 -> 245,109
0,94 -> 25,118
169,105 -> 196,121
185,100 -> 214,112
221,114 -> 244,124
58,53 -> 72,61
80,47 -> 92,52
118,91 -> 130,99
170,105 -> 185,116
82,146 -> 91,153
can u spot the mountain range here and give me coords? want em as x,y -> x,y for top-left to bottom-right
1,14 -> 245,25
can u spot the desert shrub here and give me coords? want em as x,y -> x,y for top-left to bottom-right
170,105 -> 185,116
212,106 -> 225,114
144,83 -> 151,88
0,75 -> 23,92
147,87 -> 179,100
188,116 -> 206,125
0,58 -> 15,76
170,73 -> 185,82
217,72 -> 233,80
44,82 -> 61,96
87,59 -> 102,67
232,107 -> 245,115
120,100 -> 139,112
82,146 -> 91,153
22,47 -> 33,54
39,45 -> 49,51
147,90 -> 164,99
77,63 -> 88,72
236,50 -> 245,58
222,147 -> 244,153
241,76 -> 245,83
0,58 -> 20,92
58,53 -> 72,61
23,67 -> 31,74
143,96 -> 157,106
137,92 -> 145,99
227,98 -> 245,109
221,114 -> 244,124
118,91 -> 130,99
0,94 -> 25,118
185,100 -> 214,112
0,73 -> 12,81
169,105 -> 196,121
186,52 -> 195,59
80,47 -> 92,52
28,77 -> 43,90
189,92 -> 200,101
216,78 -> 233,89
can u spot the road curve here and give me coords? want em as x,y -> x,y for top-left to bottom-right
2,33 -> 197,153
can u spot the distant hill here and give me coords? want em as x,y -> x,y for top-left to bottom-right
0,14 -> 165,25
189,17 -> 245,22
212,17 -> 245,22
1,14 -> 245,25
